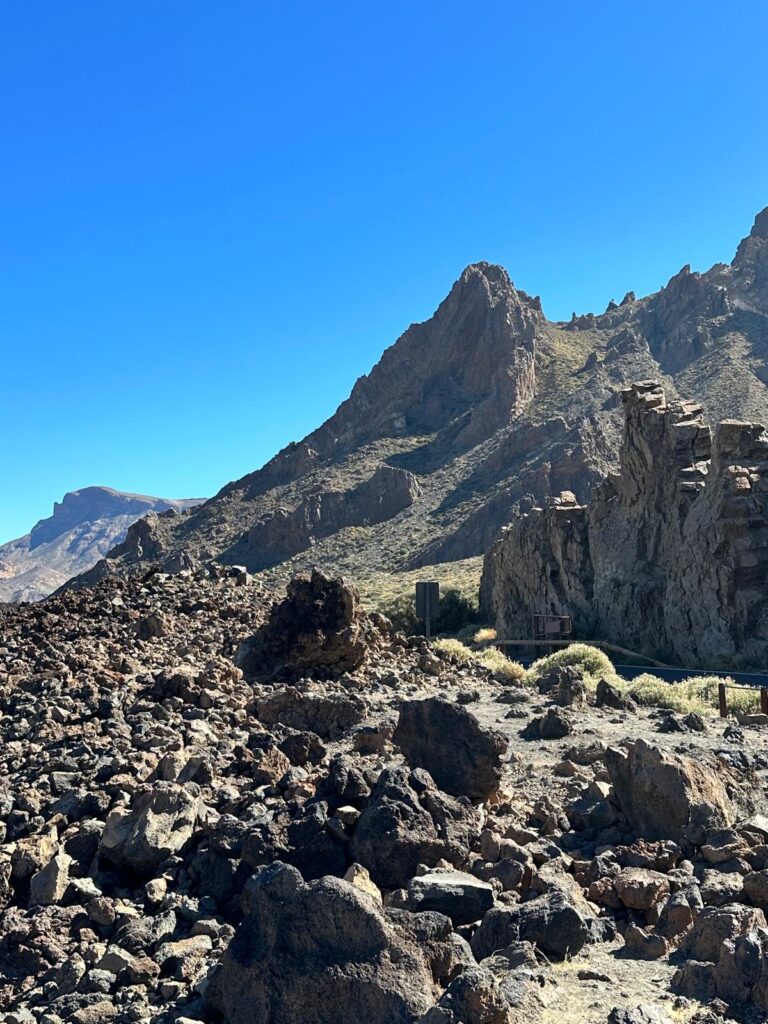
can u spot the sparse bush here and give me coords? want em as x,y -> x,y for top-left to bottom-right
433,637 -> 524,681
627,673 -> 759,716
433,638 -> 473,662
474,627 -> 497,645
476,647 -> 525,682
626,673 -> 700,713
526,643 -> 619,690
378,593 -> 420,634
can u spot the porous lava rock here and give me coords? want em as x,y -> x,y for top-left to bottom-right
205,861 -> 448,1024
235,569 -> 390,680
351,767 -> 482,889
394,697 -> 508,802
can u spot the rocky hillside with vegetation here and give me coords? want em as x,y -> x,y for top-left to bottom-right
0,488 -> 203,603
67,209 -> 768,603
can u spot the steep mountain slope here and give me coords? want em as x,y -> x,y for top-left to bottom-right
0,487 -> 203,602
71,208 -> 768,593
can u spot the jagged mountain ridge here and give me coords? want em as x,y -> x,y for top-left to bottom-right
70,208 -> 768,591
0,487 -> 204,602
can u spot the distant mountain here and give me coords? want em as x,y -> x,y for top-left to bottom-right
0,487 -> 204,602
70,207 -> 768,592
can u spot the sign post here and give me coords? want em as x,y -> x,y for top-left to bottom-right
415,581 -> 440,640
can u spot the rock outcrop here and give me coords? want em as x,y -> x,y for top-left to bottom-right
394,697 -> 508,802
482,379 -> 768,668
244,466 -> 421,569
205,862 -> 447,1024
235,569 -> 390,680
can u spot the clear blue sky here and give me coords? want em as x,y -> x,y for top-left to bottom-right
2,2 -> 767,543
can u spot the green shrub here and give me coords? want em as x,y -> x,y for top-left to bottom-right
433,588 -> 481,633
378,593 -> 420,634
433,638 -> 524,681
433,638 -> 474,662
476,647 -> 526,682
627,673 -> 759,716
526,643 -> 619,690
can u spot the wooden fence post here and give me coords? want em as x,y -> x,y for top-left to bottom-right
718,683 -> 728,718
761,689 -> 768,715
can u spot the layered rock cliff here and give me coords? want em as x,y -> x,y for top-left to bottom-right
481,380 -> 768,668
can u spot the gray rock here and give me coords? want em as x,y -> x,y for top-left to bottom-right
29,851 -> 72,906
205,862 -> 453,1024
393,697 -> 508,802
406,870 -> 494,926
98,782 -> 202,876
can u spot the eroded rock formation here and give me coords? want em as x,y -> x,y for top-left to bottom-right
244,466 -> 421,569
482,380 -> 768,667
235,569 -> 391,680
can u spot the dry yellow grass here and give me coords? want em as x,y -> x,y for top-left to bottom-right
473,627 -> 498,645
626,673 -> 759,716
433,637 -> 525,682
356,557 -> 483,612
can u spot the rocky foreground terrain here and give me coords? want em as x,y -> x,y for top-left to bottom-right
0,490 -> 203,604
3,569 -> 768,1023
68,207 -> 768,595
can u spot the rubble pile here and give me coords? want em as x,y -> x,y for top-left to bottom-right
2,568 -> 768,1022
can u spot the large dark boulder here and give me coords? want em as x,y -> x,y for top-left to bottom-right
394,697 -> 508,802
351,767 -> 482,889
471,887 -> 613,961
605,739 -> 734,847
205,862 -> 452,1024
236,569 -> 389,680
406,869 -> 494,926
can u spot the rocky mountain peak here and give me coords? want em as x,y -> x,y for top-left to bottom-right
222,262 -> 542,504
0,487 -> 204,602
64,206 -> 768,595
748,205 -> 768,241
29,486 -> 197,550
731,206 -> 768,311
313,259 -> 540,452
